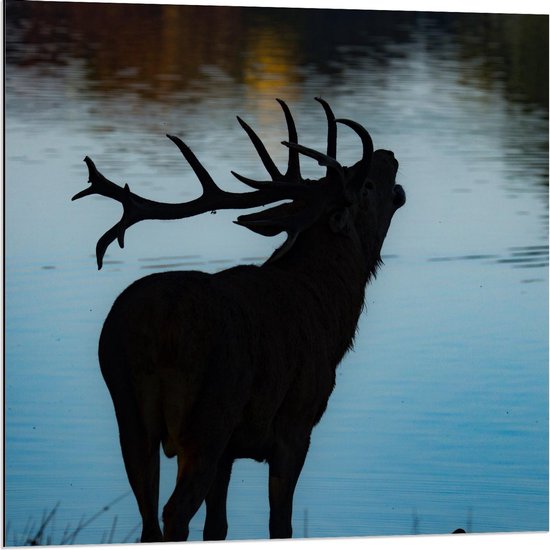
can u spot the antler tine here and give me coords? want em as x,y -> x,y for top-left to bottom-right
230,171 -> 311,198
72,156 -> 123,202
275,98 -> 301,181
282,141 -> 352,206
315,97 -> 337,160
166,134 -> 224,197
236,116 -> 282,181
335,118 -> 374,181
281,141 -> 344,179
73,157 -> 142,269
96,223 -> 123,270
230,171 -> 274,190
235,99 -> 303,186
95,183 -> 143,269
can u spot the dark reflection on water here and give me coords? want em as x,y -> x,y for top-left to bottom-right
428,246 -> 549,271
138,255 -> 201,261
428,254 -> 500,262
140,262 -> 205,269
499,245 -> 550,268
4,0 -> 548,545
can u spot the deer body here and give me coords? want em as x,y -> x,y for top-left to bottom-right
75,99 -> 405,542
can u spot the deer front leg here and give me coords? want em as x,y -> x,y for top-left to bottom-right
268,438 -> 310,539
203,454 -> 234,540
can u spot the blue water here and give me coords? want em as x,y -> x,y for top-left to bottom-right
4,3 -> 548,545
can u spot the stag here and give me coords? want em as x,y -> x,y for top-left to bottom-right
73,98 -> 405,542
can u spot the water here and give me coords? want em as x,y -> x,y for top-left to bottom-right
4,2 -> 548,545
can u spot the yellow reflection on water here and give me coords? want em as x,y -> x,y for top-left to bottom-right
243,30 -> 301,97
241,27 -> 302,156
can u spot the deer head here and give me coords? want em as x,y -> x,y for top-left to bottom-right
73,98 -> 405,268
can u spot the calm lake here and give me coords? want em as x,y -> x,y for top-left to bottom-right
4,1 -> 549,545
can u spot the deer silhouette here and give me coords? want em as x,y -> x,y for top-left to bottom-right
73,98 -> 406,542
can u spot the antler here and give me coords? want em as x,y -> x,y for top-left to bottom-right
72,128 -> 310,269
73,99 -> 374,268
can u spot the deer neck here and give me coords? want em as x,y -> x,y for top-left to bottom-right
269,223 -> 376,284
265,224 -> 375,337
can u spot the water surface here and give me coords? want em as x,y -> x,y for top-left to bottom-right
4,2 -> 548,545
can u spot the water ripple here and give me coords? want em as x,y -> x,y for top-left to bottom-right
428,246 -> 548,272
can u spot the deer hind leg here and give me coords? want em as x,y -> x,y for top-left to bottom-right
111,392 -> 163,542
203,454 -> 234,541
268,437 -> 311,539
161,412 -> 237,542
162,447 -> 226,542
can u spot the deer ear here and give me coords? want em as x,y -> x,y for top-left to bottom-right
329,208 -> 352,235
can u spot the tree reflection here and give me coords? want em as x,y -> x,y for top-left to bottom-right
5,1 -> 548,108
453,13 -> 549,106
